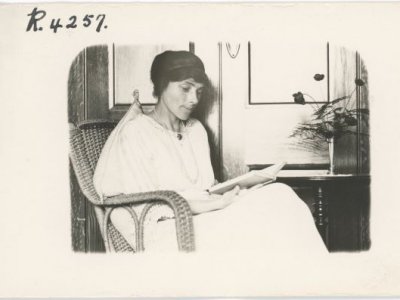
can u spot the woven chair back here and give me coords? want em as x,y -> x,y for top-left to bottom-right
69,120 -> 117,205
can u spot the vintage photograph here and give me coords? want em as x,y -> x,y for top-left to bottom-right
68,41 -> 370,253
3,2 -> 400,297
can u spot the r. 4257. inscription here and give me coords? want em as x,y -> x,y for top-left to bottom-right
26,7 -> 108,33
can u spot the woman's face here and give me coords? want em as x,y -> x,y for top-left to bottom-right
160,78 -> 204,121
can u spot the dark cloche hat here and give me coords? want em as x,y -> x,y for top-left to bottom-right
151,50 -> 206,83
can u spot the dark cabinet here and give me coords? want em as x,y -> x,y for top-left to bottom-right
276,173 -> 370,252
326,181 -> 370,251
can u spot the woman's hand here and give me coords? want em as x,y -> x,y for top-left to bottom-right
214,185 -> 240,210
178,186 -> 240,215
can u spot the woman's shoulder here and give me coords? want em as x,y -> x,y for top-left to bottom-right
118,114 -> 155,140
185,118 -> 207,136
121,114 -> 152,132
185,118 -> 203,128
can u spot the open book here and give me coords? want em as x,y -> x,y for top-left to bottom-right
208,162 -> 286,195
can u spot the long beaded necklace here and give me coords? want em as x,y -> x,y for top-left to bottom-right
152,109 -> 200,184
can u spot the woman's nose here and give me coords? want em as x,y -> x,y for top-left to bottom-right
188,89 -> 199,105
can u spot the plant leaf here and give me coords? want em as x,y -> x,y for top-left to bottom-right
330,96 -> 349,104
313,103 -> 329,118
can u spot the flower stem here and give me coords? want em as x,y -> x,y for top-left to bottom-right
303,93 -> 321,112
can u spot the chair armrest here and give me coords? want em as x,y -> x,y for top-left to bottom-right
102,190 -> 195,252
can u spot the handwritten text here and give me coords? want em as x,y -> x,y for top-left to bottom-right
26,7 -> 107,33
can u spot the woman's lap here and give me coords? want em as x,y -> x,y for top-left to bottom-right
191,183 -> 326,253
110,183 -> 327,253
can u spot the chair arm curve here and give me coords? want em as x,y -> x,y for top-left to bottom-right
103,190 -> 195,252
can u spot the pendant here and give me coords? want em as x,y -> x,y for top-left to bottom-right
177,133 -> 183,140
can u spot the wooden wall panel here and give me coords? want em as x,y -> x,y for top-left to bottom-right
359,57 -> 370,174
330,46 -> 358,174
330,46 -> 370,174
86,45 -> 110,120
68,50 -> 85,124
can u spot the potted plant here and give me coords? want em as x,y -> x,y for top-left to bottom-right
291,74 -> 368,174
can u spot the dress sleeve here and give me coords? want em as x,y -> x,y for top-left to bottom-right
93,119 -> 159,198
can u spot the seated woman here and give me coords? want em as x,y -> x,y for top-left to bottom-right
94,50 -> 327,254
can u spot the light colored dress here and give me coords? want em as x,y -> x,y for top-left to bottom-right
94,114 -> 214,197
94,110 -> 327,254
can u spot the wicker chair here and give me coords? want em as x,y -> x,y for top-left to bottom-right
69,119 -> 195,252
